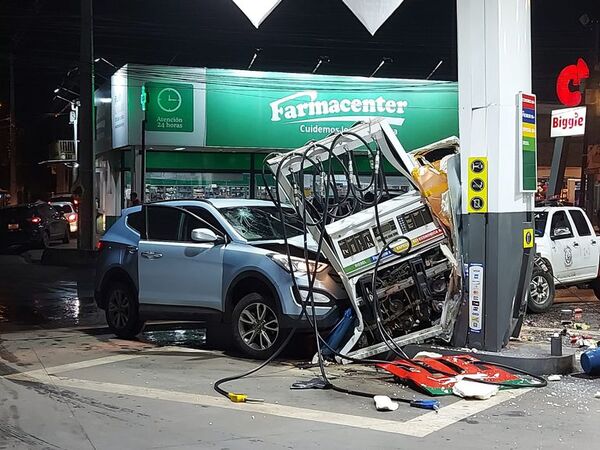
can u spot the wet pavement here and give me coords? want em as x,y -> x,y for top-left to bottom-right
0,248 -> 101,332
1,250 -> 600,448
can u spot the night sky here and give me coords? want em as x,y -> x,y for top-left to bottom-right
1,0 -> 600,194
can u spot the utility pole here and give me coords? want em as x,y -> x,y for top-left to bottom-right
578,18 -> 600,213
78,0 -> 95,250
9,53 -> 17,204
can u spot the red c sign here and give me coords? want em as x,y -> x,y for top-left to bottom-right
556,58 -> 589,107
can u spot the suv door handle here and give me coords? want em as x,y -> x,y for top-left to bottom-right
127,245 -> 138,254
573,242 -> 579,247
141,251 -> 163,260
592,240 -> 597,245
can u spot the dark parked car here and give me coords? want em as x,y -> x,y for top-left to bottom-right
0,202 -> 70,249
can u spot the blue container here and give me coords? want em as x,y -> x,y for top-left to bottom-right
581,348 -> 600,376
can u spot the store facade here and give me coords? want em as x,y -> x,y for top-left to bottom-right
94,64 -> 459,227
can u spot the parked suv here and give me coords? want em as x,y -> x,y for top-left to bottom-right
529,206 -> 600,312
0,202 -> 70,249
95,199 -> 346,359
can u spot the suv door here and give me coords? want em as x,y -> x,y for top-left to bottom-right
549,210 -> 578,282
568,209 -> 599,280
137,205 -> 225,310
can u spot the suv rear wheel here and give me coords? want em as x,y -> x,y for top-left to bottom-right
105,281 -> 145,338
231,293 -> 284,359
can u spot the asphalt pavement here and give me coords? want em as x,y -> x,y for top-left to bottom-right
1,249 -> 600,449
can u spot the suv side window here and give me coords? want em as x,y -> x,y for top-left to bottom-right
568,210 -> 592,237
127,211 -> 145,236
182,206 -> 226,236
146,206 -> 184,241
550,211 -> 574,239
180,212 -> 208,242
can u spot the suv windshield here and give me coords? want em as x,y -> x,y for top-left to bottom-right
220,206 -> 305,241
534,212 -> 548,237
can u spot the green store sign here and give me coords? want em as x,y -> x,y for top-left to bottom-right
145,82 -> 194,132
205,69 -> 458,151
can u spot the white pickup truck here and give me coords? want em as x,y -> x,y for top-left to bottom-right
530,206 -> 600,312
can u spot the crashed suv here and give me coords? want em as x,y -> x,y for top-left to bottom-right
95,199 -> 346,359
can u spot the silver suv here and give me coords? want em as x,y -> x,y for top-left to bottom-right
95,199 -> 346,358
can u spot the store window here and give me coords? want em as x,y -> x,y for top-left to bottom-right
146,172 -> 250,201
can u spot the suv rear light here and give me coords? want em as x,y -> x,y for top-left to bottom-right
67,213 -> 77,223
28,216 -> 42,224
96,240 -> 105,251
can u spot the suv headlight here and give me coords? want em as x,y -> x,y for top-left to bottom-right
268,253 -> 328,274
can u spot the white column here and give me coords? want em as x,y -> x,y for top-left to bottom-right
457,0 -> 533,213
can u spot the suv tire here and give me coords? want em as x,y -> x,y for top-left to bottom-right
105,281 -> 145,339
528,267 -> 555,313
231,293 -> 284,359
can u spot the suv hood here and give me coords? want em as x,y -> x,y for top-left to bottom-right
250,234 -> 320,259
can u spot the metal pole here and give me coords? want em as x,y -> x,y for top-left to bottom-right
9,53 -> 17,204
141,119 -> 146,203
72,103 -> 79,187
78,0 -> 94,250
548,137 -> 567,198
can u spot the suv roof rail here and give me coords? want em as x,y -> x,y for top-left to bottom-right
139,198 -> 213,206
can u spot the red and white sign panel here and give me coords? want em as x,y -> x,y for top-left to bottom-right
551,107 -> 587,138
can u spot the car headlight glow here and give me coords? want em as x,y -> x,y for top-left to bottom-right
268,253 -> 328,274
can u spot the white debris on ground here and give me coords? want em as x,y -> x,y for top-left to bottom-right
373,395 -> 399,411
547,375 -> 562,381
452,377 -> 499,400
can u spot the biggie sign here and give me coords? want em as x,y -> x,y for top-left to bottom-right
550,106 -> 587,138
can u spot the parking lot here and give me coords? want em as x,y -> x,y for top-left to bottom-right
0,251 -> 599,449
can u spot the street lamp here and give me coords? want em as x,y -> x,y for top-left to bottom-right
54,86 -> 79,97
312,56 -> 330,74
369,57 -> 393,77
95,57 -> 117,69
247,48 -> 262,70
426,60 -> 444,80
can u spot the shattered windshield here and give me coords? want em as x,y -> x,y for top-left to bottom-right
219,206 -> 305,241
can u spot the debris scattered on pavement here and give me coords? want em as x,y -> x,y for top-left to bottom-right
594,391 -> 600,399
373,395 -> 399,411
452,378 -> 499,400
547,375 -> 562,381
290,377 -> 328,390
573,322 -> 591,331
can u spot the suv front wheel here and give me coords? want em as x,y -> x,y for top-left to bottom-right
105,281 -> 145,338
232,293 -> 284,359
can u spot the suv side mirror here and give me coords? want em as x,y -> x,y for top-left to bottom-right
191,228 -> 224,244
551,227 -> 571,239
